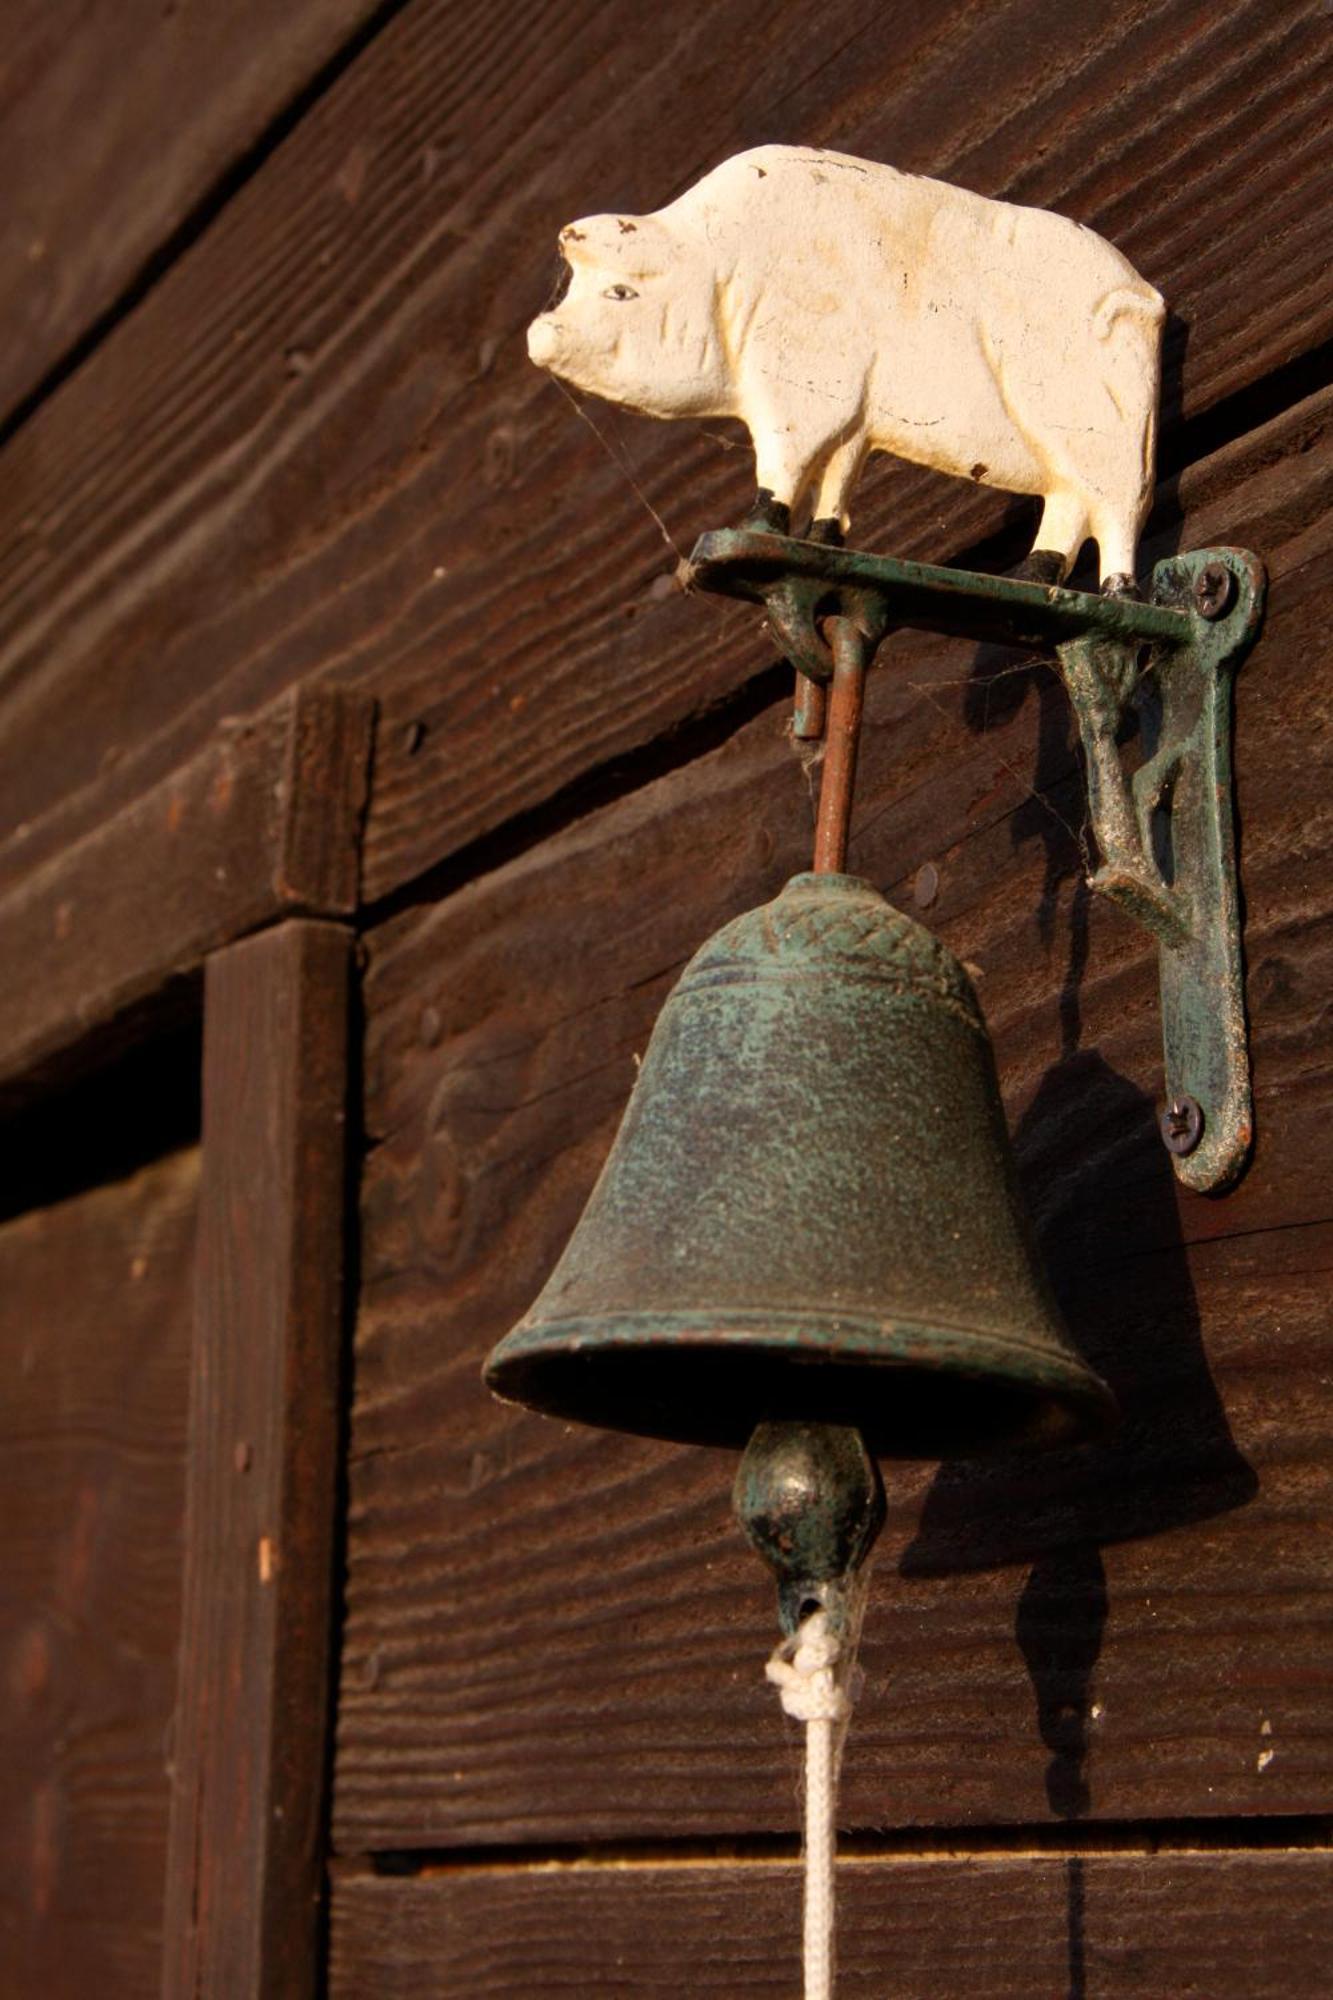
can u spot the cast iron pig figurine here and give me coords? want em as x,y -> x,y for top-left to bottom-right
528,144 -> 1165,590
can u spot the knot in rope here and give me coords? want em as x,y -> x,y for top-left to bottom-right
765,1607 -> 851,1725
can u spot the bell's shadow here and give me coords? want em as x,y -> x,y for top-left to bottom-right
903,913 -> 1256,1994
903,504 -> 1254,1994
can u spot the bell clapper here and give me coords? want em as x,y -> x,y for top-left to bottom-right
735,1422 -> 885,2000
734,1420 -> 885,1637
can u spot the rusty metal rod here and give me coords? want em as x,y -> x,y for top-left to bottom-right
812,619 -> 868,873
792,672 -> 828,742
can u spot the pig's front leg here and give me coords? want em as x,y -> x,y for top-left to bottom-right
742,393 -> 847,537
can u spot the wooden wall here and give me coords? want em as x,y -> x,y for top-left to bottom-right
0,0 -> 1330,1992
0,1147 -> 199,1995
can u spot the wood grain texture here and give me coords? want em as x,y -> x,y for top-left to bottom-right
161,922 -> 351,1999
329,1850 -> 1333,1996
0,1148 -> 198,1999
0,683 -> 371,1111
0,0 -> 1328,909
332,390 -> 1333,1849
0,0 -> 382,422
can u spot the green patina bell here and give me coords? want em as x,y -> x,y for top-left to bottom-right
484,871 -> 1114,1458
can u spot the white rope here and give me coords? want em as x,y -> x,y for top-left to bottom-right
765,1579 -> 869,2000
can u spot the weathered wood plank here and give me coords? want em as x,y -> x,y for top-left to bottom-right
332,393 -> 1333,1847
0,1149 -> 198,1996
0,0 -> 1328,909
161,922 -> 352,1999
329,1850 -> 1333,1996
0,684 -> 371,1111
0,0 -> 382,423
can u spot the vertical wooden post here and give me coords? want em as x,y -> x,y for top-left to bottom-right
162,919 -> 352,1998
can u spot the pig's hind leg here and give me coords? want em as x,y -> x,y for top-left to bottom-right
1016,488 -> 1091,584
1001,366 -> 1149,591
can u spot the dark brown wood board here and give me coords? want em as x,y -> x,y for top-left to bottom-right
0,2 -> 1328,1988
0,0 -> 1329,912
0,683 -> 371,1111
329,1849 -> 1333,1996
331,387 -> 1333,1850
0,0 -> 382,423
162,921 -> 352,1999
0,1148 -> 198,1998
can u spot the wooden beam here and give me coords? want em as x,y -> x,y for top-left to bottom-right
0,0 -> 383,425
162,920 -> 352,2000
328,1849 -> 1333,1996
0,684 -> 371,1111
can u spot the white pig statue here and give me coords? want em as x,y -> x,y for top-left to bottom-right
527,144 -> 1165,590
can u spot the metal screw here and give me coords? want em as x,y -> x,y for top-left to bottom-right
1160,1093 -> 1205,1157
1193,564 -> 1235,620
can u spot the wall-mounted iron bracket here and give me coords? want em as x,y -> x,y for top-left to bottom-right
688,530 -> 1266,1193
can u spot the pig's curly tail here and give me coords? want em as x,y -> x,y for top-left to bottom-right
1093,285 -> 1166,340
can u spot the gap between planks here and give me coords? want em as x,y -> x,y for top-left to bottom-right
346,1812 -> 1333,1881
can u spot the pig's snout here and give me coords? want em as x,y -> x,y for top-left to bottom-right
527,314 -> 564,367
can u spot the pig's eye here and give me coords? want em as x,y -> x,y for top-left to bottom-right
603,283 -> 639,301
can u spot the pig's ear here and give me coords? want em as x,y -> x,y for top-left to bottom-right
559,213 -> 675,279
556,218 -> 603,269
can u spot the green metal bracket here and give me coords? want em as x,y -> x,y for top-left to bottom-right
687,530 -> 1267,1193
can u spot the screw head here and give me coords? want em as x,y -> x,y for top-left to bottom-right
1193,564 -> 1235,620
1160,1093 -> 1205,1157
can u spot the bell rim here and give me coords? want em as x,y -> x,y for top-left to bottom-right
484,1305 -> 1117,1456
